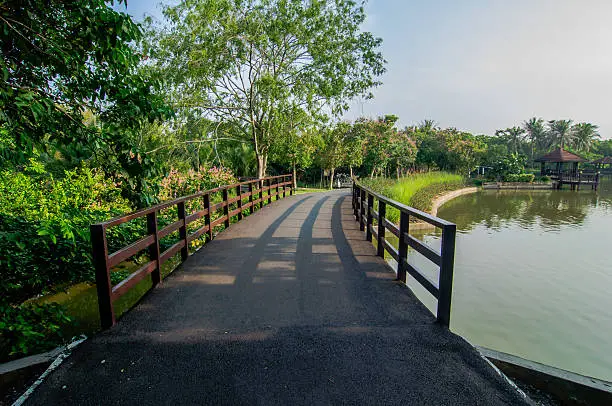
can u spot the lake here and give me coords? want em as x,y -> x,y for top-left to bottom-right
404,177 -> 612,382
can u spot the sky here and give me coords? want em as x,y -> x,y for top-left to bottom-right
118,0 -> 612,138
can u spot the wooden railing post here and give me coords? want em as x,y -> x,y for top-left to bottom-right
91,224 -> 115,329
397,211 -> 409,283
236,185 -> 243,220
276,178 -> 280,200
438,224 -> 456,327
222,187 -> 230,228
147,211 -> 161,286
177,202 -> 189,261
366,194 -> 374,242
259,179 -> 264,209
248,182 -> 254,214
283,176 -> 287,198
377,201 -> 386,257
353,184 -> 358,219
204,193 -> 212,242
359,189 -> 366,231
289,174 -> 294,195
267,179 -> 272,204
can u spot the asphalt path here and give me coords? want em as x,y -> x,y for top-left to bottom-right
27,191 -> 531,405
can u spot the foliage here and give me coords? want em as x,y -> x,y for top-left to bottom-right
495,127 -> 526,155
414,128 -> 486,174
153,0 -> 385,177
488,153 -> 527,180
410,181 -> 467,213
158,166 -> 236,200
0,165 -> 134,306
0,302 -> 71,360
360,172 -> 464,222
320,123 -> 350,188
504,173 -> 535,183
0,0 -> 172,207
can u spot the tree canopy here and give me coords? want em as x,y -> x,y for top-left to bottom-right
152,0 -> 385,177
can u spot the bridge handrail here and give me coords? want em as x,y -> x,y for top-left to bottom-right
352,179 -> 456,327
91,174 -> 294,329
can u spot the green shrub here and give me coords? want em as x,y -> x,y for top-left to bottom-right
0,303 -> 71,358
0,166 -> 134,306
504,173 -> 535,183
359,172 -> 465,222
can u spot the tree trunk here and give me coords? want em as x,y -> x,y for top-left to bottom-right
320,169 -> 323,188
292,162 -> 297,189
396,164 -> 400,179
329,167 -> 335,190
256,154 -> 268,179
257,155 -> 265,179
370,168 -> 375,178
349,166 -> 353,179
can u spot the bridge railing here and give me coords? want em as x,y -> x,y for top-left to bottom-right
91,174 -> 293,329
352,180 -> 456,327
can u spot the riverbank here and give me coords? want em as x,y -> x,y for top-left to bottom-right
483,182 -> 553,190
431,178 -> 612,383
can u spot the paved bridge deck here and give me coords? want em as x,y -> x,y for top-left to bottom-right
27,191 -> 530,405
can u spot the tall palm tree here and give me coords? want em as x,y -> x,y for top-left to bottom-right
496,126 -> 526,154
571,122 -> 600,152
547,119 -> 574,149
418,119 -> 439,133
523,117 -> 545,160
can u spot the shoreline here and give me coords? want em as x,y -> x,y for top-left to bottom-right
410,186 -> 479,230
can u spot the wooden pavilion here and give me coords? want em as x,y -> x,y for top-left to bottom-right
591,156 -> 612,173
535,147 -> 586,177
535,148 -> 599,190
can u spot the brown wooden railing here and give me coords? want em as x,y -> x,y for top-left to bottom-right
352,180 -> 456,327
91,175 -> 293,329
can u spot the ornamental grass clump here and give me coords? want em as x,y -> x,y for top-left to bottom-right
359,172 -> 465,223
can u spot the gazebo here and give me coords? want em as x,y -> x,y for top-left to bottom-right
534,147 -> 587,177
591,156 -> 612,173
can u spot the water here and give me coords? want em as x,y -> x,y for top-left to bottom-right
404,177 -> 612,382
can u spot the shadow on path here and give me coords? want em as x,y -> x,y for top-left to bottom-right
25,191 -> 531,406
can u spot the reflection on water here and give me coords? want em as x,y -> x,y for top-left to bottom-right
407,177 -> 612,382
444,187 -> 610,233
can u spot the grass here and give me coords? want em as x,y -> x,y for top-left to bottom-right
295,187 -> 328,195
359,172 -> 466,222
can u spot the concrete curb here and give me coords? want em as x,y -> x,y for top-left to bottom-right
410,187 -> 479,230
0,348 -> 64,376
11,336 -> 87,406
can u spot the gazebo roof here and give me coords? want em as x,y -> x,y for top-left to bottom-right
592,156 -> 612,164
534,148 -> 587,163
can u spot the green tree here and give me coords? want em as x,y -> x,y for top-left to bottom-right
548,119 -> 574,149
0,0 -> 172,205
271,111 -> 322,189
571,122 -> 600,152
495,127 -> 526,155
344,122 -> 367,178
388,131 -> 417,178
320,123 -> 350,189
360,115 -> 398,177
523,117 -> 546,160
153,0 -> 385,178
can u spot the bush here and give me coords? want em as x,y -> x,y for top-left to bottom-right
539,175 -> 551,183
504,173 -> 535,183
487,153 -> 527,180
360,172 -> 465,222
0,303 -> 71,358
0,165 -> 134,306
158,166 -> 236,200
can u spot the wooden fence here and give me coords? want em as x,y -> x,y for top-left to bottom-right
352,181 -> 457,327
91,175 -> 293,329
